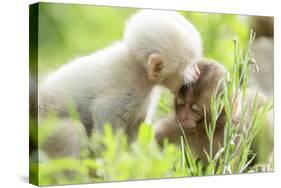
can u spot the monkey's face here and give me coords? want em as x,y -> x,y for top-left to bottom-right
175,86 -> 212,130
175,59 -> 226,131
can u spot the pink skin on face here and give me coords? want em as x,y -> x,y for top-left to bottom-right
177,105 -> 197,129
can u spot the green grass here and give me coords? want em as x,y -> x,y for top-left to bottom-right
33,123 -> 184,185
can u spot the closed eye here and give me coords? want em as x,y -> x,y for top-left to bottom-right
176,96 -> 186,107
191,103 -> 202,113
176,102 -> 185,107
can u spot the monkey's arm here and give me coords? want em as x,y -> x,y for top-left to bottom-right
154,113 -> 182,146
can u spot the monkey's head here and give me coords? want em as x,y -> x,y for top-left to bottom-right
175,59 -> 226,131
124,10 -> 202,93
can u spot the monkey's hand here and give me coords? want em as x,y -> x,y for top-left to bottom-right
154,113 -> 181,146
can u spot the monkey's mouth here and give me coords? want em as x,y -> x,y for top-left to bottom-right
188,80 -> 198,88
183,63 -> 201,85
176,119 -> 197,131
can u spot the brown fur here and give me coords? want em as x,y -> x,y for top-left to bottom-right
155,59 -> 273,167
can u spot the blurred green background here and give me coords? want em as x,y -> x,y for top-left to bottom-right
36,3 -> 250,76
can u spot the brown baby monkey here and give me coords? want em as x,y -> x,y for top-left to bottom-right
154,59 -> 273,169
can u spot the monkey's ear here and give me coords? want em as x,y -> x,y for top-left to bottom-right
146,53 -> 164,81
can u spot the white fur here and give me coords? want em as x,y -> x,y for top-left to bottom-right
144,86 -> 162,124
39,10 -> 202,141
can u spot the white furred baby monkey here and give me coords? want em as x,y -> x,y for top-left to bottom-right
39,10 -> 202,158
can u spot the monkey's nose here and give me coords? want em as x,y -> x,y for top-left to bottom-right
194,65 -> 200,76
193,65 -> 200,81
193,73 -> 199,81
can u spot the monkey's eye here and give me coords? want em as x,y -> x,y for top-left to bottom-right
176,98 -> 185,106
191,103 -> 201,113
